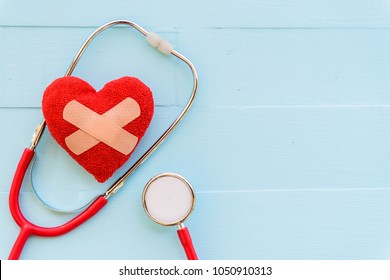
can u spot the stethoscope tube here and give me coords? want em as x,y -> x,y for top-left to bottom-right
8,148 -> 108,260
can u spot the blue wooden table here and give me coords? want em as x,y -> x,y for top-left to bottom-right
1,0 -> 390,259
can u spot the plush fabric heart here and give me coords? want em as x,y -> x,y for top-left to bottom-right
42,76 -> 154,183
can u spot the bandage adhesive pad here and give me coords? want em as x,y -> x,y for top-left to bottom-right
42,76 -> 154,182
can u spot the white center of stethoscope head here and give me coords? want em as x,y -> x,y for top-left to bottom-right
142,173 -> 195,226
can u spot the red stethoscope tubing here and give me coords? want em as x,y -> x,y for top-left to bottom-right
177,227 -> 198,260
8,148 -> 108,260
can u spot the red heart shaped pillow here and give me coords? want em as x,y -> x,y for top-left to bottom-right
42,76 -> 154,183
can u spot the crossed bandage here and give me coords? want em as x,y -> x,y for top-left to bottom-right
63,97 -> 141,155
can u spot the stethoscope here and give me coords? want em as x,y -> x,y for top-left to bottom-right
8,20 -> 198,260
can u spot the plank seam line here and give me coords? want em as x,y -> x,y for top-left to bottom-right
213,105 -> 390,109
2,25 -> 390,30
197,187 -> 390,194
1,187 -> 389,195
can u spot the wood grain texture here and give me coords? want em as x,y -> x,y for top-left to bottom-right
1,0 -> 390,28
1,0 -> 390,259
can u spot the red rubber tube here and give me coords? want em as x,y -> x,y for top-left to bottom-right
8,148 -> 108,260
177,227 -> 198,260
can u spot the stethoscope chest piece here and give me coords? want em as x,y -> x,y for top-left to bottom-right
142,173 -> 198,260
143,173 -> 195,226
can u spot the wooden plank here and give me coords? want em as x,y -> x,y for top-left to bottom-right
1,106 -> 390,194
2,28 -> 390,107
0,0 -> 390,28
158,105 -> 390,191
176,28 -> 390,107
1,189 -> 389,259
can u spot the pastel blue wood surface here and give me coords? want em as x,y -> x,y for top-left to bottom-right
1,0 -> 390,259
